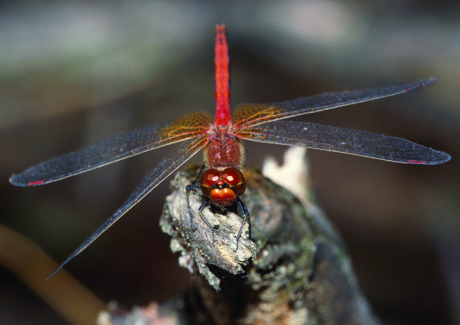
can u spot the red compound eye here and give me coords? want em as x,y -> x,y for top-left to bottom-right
201,169 -> 220,186
200,168 -> 220,197
221,167 -> 246,196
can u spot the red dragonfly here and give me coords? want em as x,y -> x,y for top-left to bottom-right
10,25 -> 450,278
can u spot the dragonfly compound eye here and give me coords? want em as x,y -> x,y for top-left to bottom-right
221,167 -> 246,196
200,168 -> 220,197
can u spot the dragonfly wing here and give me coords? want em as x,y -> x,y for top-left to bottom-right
10,112 -> 212,186
239,120 -> 451,165
47,136 -> 208,279
232,78 -> 436,129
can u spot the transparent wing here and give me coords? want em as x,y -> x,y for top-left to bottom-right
10,112 -> 212,186
232,78 -> 435,129
47,136 -> 208,278
238,120 -> 451,165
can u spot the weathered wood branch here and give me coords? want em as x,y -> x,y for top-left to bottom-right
100,165 -> 379,325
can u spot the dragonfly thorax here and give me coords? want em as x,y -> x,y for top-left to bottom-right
200,167 -> 246,206
206,127 -> 243,169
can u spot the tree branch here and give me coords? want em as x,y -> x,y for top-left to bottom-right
100,165 -> 380,324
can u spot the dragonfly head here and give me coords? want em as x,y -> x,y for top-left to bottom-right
200,167 -> 246,206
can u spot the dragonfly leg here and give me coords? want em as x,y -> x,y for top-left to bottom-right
186,184 -> 215,241
186,184 -> 201,230
198,199 -> 215,241
234,197 -> 251,252
192,163 -> 206,184
185,163 -> 207,230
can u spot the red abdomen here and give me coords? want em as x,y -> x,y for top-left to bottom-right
214,24 -> 231,127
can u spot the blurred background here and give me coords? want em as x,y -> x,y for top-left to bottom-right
1,0 -> 459,324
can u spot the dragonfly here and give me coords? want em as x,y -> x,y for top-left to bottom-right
10,24 -> 450,279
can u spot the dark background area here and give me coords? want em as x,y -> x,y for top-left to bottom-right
1,1 -> 459,324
